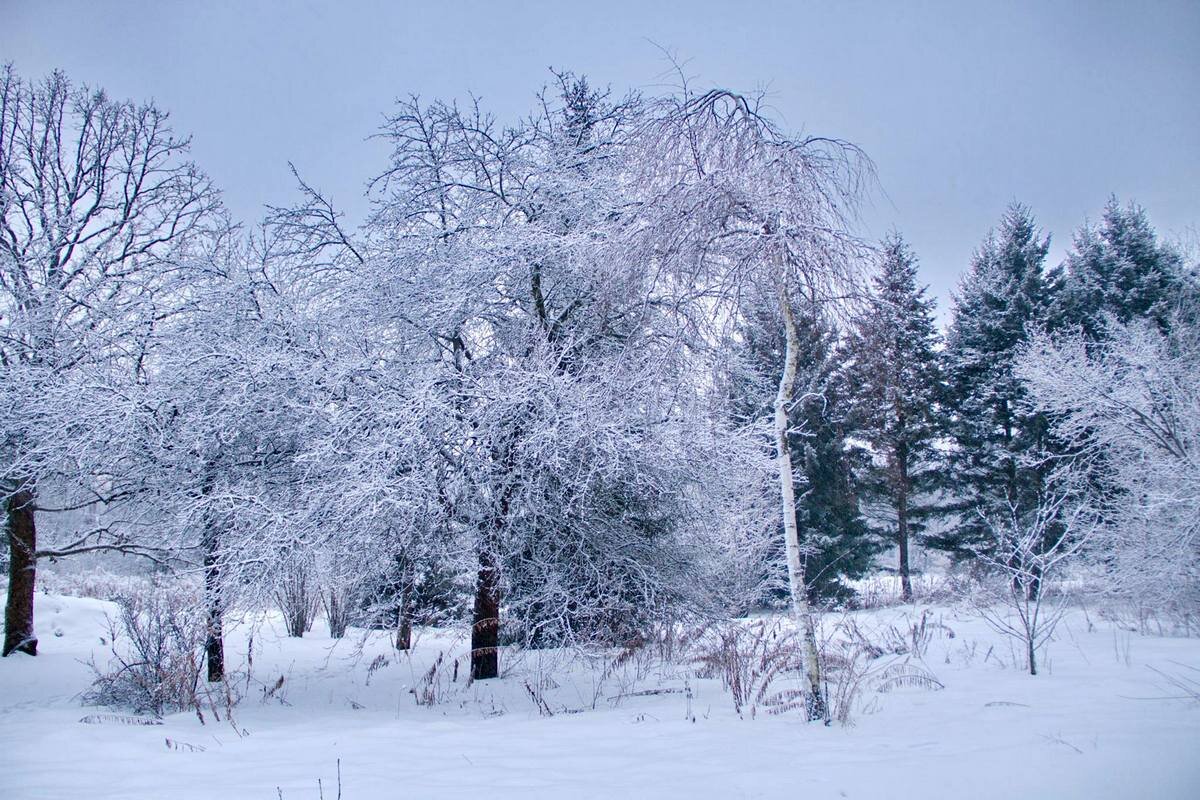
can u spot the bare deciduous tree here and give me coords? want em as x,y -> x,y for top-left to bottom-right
972,474 -> 1097,675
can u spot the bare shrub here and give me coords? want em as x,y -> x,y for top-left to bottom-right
84,583 -> 206,716
274,557 -> 320,638
822,632 -> 877,725
322,586 -> 351,639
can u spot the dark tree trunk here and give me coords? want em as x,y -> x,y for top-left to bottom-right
200,475 -> 224,682
471,452 -> 514,682
3,487 -> 38,657
395,613 -> 412,651
470,547 -> 500,680
204,558 -> 225,682
896,446 -> 913,603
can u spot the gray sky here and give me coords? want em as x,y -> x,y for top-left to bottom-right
3,0 -> 1198,318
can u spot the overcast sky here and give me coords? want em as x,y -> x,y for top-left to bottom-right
3,0 -> 1197,318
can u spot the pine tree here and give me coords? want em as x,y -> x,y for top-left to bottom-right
733,299 -> 878,604
848,235 -> 945,601
1051,197 -> 1190,339
939,204 -> 1057,555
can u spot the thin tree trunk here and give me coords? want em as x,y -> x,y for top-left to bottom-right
897,446 -> 913,603
470,545 -> 500,680
3,486 -> 38,657
395,582 -> 413,650
774,285 -> 826,721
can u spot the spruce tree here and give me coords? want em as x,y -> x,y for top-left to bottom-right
1051,197 -> 1190,339
939,204 -> 1057,555
848,235 -> 944,601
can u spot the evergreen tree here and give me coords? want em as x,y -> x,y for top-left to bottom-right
939,204 -> 1057,555
733,299 -> 878,604
1051,197 -> 1190,339
848,235 -> 945,601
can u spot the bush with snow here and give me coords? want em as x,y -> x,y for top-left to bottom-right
84,582 -> 208,717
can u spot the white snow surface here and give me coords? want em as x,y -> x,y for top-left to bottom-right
3,591 -> 1198,799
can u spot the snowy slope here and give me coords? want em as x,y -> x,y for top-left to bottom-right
2,592 -> 1198,799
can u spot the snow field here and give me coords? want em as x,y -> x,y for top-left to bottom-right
3,591 -> 1198,799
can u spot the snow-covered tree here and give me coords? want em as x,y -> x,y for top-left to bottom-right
1050,198 -> 1191,339
940,205 -> 1057,558
971,467 -> 1098,675
105,221 -> 338,679
633,86 -> 873,719
0,67 -> 220,657
847,235 -> 945,600
358,75 -> 782,680
1016,312 -> 1200,612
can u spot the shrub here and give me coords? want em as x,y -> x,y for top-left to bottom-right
84,582 -> 206,717
274,557 -> 320,638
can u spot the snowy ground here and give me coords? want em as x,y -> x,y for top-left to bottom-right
3,590 -> 1199,799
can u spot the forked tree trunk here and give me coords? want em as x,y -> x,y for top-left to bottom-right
470,546 -> 500,680
3,486 -> 38,657
774,286 -> 826,721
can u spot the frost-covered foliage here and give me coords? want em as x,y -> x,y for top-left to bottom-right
0,65 -> 221,656
343,77 -> 786,666
0,57 -> 887,679
1017,313 -> 1200,612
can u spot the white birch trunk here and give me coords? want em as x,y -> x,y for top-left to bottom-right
774,283 -> 827,721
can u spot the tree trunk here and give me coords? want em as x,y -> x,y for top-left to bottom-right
896,447 -> 913,603
470,546 -> 500,680
200,476 -> 224,682
203,542 -> 225,682
774,285 -> 826,721
395,612 -> 412,651
3,486 -> 38,657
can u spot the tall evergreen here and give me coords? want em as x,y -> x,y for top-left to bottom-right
848,235 -> 945,600
1051,197 -> 1190,339
939,204 -> 1057,555
733,300 -> 878,604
